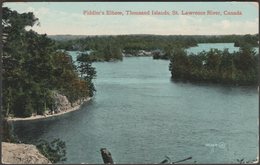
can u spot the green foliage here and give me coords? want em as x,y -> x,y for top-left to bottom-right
55,35 -> 198,61
36,138 -> 67,163
50,51 -> 93,103
54,34 -> 258,57
12,93 -> 31,117
169,47 -> 191,79
77,54 -> 97,97
2,8 -> 94,117
169,46 -> 258,85
24,96 -> 34,117
55,34 -> 258,61
234,34 -> 259,47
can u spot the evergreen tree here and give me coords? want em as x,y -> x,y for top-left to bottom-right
77,55 -> 97,97
2,7 -> 95,117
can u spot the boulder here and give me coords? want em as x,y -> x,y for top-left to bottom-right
52,92 -> 72,113
2,142 -> 51,164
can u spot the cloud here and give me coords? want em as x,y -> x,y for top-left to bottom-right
123,14 -> 258,35
221,20 -> 231,29
6,4 -> 259,35
209,19 -> 258,35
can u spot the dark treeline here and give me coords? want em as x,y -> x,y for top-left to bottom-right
53,35 -> 198,61
152,34 -> 259,60
53,35 -> 198,51
51,34 -> 259,48
52,34 -> 258,61
169,45 -> 259,85
2,7 -> 96,118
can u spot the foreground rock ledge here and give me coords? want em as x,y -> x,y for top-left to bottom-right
2,142 -> 51,164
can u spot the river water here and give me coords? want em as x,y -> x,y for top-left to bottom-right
187,43 -> 239,54
13,43 -> 259,163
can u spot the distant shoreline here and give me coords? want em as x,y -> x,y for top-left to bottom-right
6,97 -> 91,122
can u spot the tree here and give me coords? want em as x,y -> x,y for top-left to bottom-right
169,47 -> 190,79
235,45 -> 257,71
36,138 -> 67,163
169,46 -> 258,85
2,8 -> 96,117
77,55 -> 97,97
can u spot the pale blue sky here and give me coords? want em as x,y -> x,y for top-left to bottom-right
3,2 -> 259,35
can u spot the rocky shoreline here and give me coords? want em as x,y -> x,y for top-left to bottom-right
2,142 -> 52,164
6,94 -> 92,121
2,94 -> 92,164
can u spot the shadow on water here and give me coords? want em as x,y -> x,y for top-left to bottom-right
12,118 -> 59,143
170,78 -> 258,94
12,100 -> 94,144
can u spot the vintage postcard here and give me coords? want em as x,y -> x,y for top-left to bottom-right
1,1 -> 259,164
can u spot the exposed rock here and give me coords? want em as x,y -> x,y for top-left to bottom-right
52,91 -> 86,114
52,92 -> 72,113
2,142 -> 51,164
